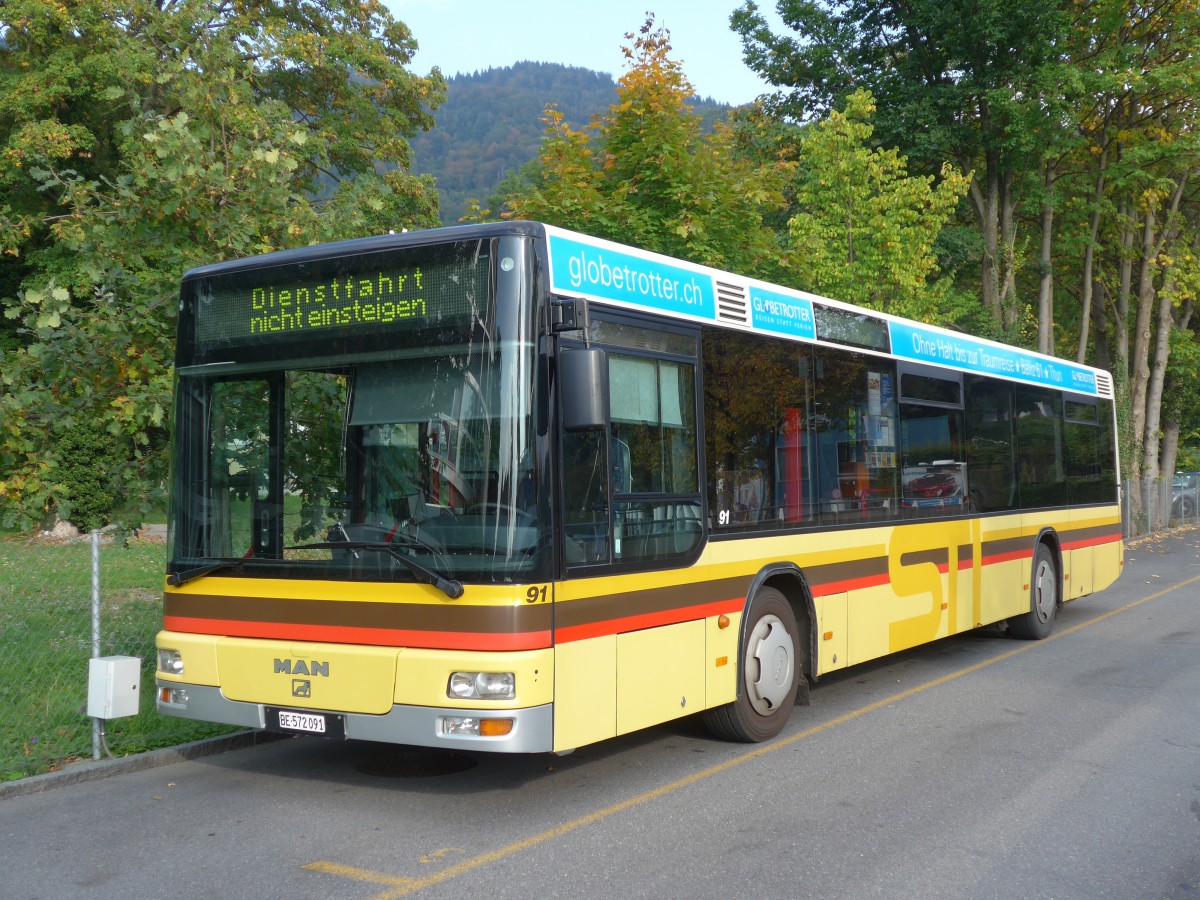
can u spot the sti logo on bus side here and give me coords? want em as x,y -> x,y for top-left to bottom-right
274,659 -> 330,677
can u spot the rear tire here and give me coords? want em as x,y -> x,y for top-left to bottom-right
1008,543 -> 1058,640
702,587 -> 799,742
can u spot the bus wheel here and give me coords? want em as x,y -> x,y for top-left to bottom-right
702,587 -> 799,742
1008,543 -> 1058,640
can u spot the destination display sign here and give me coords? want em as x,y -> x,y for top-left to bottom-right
191,246 -> 484,348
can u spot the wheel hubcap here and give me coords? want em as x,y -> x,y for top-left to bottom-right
746,614 -> 794,715
1033,558 -> 1056,622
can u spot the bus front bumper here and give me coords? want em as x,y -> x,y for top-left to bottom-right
156,681 -> 554,753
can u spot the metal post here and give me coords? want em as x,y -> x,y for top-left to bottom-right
91,530 -> 101,761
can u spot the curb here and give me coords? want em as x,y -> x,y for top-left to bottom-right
0,730 -> 286,802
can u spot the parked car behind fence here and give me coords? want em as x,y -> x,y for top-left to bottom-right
1174,472 -> 1200,522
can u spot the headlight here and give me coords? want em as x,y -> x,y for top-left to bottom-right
447,671 -> 515,700
158,648 -> 184,675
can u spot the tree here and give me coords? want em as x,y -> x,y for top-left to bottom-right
1052,1 -> 1200,524
498,16 -> 792,280
0,0 -> 445,530
733,0 -> 1074,336
784,90 -> 970,321
735,0 -> 1200,532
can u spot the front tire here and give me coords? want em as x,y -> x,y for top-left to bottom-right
1008,543 -> 1058,640
702,587 -> 799,742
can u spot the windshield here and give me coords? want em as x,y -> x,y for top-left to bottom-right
168,236 -> 543,584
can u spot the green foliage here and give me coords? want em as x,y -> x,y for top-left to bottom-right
734,0 -> 1071,164
499,17 -> 792,280
55,419 -> 128,533
0,0 -> 444,532
412,62 -> 734,224
735,0 -> 1077,333
785,90 -> 970,320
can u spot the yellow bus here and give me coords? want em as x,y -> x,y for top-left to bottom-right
156,221 -> 1123,752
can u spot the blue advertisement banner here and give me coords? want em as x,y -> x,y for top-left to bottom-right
547,233 -> 715,320
889,321 -> 1098,395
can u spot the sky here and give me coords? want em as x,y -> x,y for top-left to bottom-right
383,0 -> 785,106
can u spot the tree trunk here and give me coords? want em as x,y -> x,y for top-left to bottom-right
1129,207 -> 1157,459
1090,279 -> 1111,373
969,160 -> 1003,330
1076,147 -> 1107,363
1142,269 -> 1176,531
999,169 -> 1019,335
1114,199 -> 1133,371
1037,163 -> 1055,356
1161,420 -> 1180,521
1129,175 -> 1187,493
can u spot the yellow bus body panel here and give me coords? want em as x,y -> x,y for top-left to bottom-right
616,620 -> 706,735
217,639 -> 399,714
817,592 -> 848,673
554,635 -> 617,751
393,648 -> 553,709
155,631 -> 221,685
705,611 -> 741,707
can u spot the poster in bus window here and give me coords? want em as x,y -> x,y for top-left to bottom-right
902,462 -> 966,507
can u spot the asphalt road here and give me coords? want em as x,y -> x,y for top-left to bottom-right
3,527 -> 1199,900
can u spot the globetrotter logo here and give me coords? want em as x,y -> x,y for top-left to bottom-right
565,250 -> 707,308
550,233 -> 715,318
750,287 -> 816,340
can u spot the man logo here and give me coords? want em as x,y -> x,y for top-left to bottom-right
292,680 -> 312,698
274,658 -> 330,677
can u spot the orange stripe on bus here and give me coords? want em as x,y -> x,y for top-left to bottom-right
555,598 -> 746,643
1061,532 -> 1123,551
810,573 -> 891,597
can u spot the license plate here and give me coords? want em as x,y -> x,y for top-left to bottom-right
278,711 -> 325,733
266,707 -> 344,738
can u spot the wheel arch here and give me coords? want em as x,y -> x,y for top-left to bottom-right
744,564 -> 817,704
1033,526 -> 1063,605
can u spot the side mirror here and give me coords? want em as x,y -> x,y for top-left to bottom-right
559,347 -> 608,431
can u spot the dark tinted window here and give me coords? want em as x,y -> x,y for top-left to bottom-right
703,330 -> 816,530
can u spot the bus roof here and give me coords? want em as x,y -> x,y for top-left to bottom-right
180,220 -> 1112,399
540,224 -> 1112,400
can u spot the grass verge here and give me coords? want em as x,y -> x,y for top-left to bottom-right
0,535 -> 237,781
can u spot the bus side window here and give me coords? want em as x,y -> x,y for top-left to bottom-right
965,377 -> 1016,511
609,352 -> 702,563
702,329 -> 816,530
1014,386 -> 1067,508
562,430 -> 610,565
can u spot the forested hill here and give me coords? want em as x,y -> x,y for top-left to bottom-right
410,62 -> 730,224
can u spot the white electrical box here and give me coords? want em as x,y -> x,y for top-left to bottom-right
88,655 -> 142,719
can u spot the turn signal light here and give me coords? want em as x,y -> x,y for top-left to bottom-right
441,716 -> 515,737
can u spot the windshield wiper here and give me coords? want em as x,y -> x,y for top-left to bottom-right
167,559 -> 247,587
286,541 -> 464,600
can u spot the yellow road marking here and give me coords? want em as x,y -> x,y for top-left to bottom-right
307,570 -> 1200,898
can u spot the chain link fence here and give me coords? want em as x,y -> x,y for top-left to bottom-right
1124,475 -> 1200,537
1,531 -> 235,781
